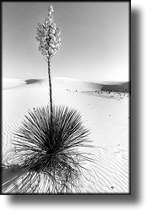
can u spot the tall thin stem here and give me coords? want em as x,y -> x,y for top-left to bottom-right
48,57 -> 53,125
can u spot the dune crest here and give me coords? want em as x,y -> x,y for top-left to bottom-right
24,77 -> 129,92
3,77 -> 129,92
3,79 -> 26,90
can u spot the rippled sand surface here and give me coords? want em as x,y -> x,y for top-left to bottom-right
2,78 -> 129,193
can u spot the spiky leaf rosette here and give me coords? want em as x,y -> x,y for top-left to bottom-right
2,105 -> 93,194
36,5 -> 61,58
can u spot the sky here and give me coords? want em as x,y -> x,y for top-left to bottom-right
2,2 -> 129,82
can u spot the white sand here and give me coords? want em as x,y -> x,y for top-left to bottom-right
2,77 -> 129,193
3,78 -> 26,90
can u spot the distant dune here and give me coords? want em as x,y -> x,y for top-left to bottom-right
3,77 -> 129,92
24,77 -> 129,92
101,81 -> 129,93
25,79 -> 41,85
3,79 -> 26,90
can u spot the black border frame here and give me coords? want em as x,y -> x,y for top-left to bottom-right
0,0 -> 131,196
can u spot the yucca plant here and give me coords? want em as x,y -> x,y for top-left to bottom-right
2,5 -> 94,194
2,105 -> 93,193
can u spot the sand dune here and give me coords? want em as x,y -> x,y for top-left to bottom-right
24,77 -> 129,92
3,77 -> 129,92
3,78 -> 26,90
101,81 -> 129,93
2,77 -> 129,193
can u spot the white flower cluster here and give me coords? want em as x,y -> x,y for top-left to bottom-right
36,5 -> 61,58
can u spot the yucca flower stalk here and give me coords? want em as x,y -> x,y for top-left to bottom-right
36,5 -> 61,125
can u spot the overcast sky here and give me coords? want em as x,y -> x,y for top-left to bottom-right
2,2 -> 129,82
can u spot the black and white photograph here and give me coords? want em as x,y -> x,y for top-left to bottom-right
1,1 -> 130,194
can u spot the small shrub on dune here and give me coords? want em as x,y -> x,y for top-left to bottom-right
2,105 -> 93,193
